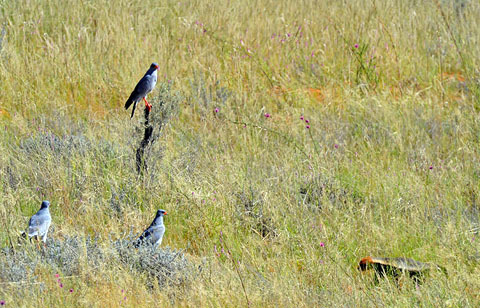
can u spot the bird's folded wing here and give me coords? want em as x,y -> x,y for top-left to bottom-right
28,215 -> 39,228
133,76 -> 153,97
139,228 -> 152,240
30,214 -> 51,227
27,224 -> 39,236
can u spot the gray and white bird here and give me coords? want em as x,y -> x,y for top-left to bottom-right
26,200 -> 52,243
124,62 -> 159,118
134,209 -> 167,248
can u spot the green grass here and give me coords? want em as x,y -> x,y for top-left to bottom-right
1,0 -> 480,306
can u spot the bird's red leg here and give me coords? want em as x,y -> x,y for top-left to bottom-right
143,97 -> 152,112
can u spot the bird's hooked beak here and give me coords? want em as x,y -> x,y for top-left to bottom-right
155,65 -> 159,70
163,211 -> 168,216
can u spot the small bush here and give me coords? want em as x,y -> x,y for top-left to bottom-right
0,236 -> 104,282
0,234 -> 193,291
114,234 -> 192,289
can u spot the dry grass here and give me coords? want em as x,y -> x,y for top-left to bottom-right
1,0 -> 480,306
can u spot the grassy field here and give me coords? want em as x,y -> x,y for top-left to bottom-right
1,0 -> 480,306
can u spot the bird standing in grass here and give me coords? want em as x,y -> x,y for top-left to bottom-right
26,200 -> 52,243
134,209 -> 167,248
125,62 -> 159,118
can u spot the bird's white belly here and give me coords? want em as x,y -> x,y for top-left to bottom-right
150,226 -> 165,246
149,74 -> 158,94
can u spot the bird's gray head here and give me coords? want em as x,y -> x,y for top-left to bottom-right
40,200 -> 50,209
150,62 -> 159,70
156,209 -> 167,217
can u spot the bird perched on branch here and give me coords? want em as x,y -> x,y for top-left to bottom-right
23,200 -> 52,243
125,62 -> 159,118
134,209 -> 167,248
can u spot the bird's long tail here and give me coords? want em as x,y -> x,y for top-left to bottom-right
125,95 -> 134,110
125,93 -> 138,118
130,102 -> 137,118
126,97 -> 137,118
